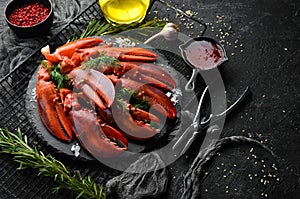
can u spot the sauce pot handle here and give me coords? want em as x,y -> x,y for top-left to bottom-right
185,69 -> 197,92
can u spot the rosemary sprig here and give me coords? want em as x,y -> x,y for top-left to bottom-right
0,128 -> 106,199
71,18 -> 167,41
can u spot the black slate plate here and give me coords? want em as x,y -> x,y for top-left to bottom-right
25,36 -> 181,161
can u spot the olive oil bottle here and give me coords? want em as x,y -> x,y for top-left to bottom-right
99,0 -> 150,24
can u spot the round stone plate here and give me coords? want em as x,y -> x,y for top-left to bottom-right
25,35 -> 181,161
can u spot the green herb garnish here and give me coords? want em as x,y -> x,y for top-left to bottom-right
81,56 -> 120,70
116,88 -> 151,111
49,64 -> 71,90
0,128 -> 106,199
41,60 -> 54,71
116,88 -> 133,100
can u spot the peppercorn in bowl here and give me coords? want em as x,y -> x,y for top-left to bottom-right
4,0 -> 53,38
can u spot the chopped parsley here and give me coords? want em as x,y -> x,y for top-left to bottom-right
49,64 -> 71,90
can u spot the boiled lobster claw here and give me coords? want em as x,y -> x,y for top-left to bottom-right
36,65 -> 73,142
59,88 -> 81,114
129,105 -> 161,125
100,47 -> 157,62
111,101 -> 160,141
68,68 -> 115,110
131,62 -> 176,90
119,62 -> 176,91
71,46 -> 157,65
41,37 -> 103,64
93,61 -> 175,91
69,109 -> 127,158
112,77 -> 177,120
70,43 -> 113,67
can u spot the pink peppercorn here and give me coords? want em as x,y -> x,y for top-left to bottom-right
8,3 -> 50,27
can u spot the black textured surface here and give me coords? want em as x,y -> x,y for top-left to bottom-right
0,0 -> 299,199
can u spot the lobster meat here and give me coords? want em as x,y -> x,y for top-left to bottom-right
36,37 -> 177,158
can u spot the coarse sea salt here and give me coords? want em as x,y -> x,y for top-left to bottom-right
115,37 -> 137,47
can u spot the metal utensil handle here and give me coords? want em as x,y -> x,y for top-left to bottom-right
185,69 -> 198,91
180,130 -> 201,155
172,86 -> 208,150
201,86 -> 250,126
193,86 -> 209,123
215,86 -> 250,118
172,122 -> 197,150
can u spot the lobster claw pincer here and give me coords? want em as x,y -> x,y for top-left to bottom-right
36,80 -> 73,142
68,68 -> 115,110
108,62 -> 175,91
129,62 -> 177,91
69,109 -> 127,158
113,78 -> 177,119
112,102 -> 159,141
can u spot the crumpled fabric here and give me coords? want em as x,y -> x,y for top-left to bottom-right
0,0 -> 91,79
106,152 -> 169,199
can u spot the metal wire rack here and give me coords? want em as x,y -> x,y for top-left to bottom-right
0,0 -> 207,198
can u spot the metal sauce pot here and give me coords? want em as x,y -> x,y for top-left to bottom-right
179,37 -> 228,91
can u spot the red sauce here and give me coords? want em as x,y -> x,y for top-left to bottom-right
8,3 -> 50,27
184,40 -> 226,70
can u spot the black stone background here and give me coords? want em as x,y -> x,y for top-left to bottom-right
0,0 -> 299,198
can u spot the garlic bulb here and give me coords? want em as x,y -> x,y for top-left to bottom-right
144,23 -> 179,44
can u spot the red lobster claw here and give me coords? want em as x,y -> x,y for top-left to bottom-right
69,109 -> 127,158
119,62 -> 176,91
36,80 -> 73,142
130,62 -> 176,90
100,47 -> 157,62
70,43 -> 113,67
41,37 -> 103,64
91,61 -> 176,91
69,46 -> 157,67
68,68 -> 115,109
112,102 -> 159,141
113,78 -> 177,119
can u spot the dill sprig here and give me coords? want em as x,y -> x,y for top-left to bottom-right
71,19 -> 167,41
81,56 -> 120,70
0,128 -> 106,199
116,88 -> 151,110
